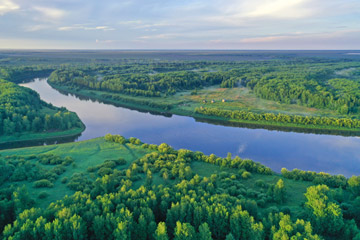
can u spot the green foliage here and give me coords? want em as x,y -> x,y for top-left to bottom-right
0,79 -> 82,137
196,106 -> 360,129
281,168 -> 347,188
1,136 -> 360,239
155,222 -> 169,240
305,185 -> 344,236
33,179 -> 54,188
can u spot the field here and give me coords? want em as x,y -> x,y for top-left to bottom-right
179,85 -> 338,117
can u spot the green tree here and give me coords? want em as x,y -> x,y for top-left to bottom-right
154,222 -> 169,240
174,222 -> 196,240
305,184 -> 344,236
198,223 -> 212,240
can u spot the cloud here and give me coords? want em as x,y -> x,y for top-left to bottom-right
0,0 -> 359,49
139,33 -> 177,40
243,0 -> 312,19
95,39 -> 118,44
59,25 -> 115,31
33,6 -> 65,20
0,0 -> 19,15
25,24 -> 51,32
239,29 -> 360,44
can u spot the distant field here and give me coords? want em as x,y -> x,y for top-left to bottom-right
178,85 -> 339,117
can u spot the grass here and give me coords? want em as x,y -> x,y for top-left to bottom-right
180,85 -> 339,117
0,126 -> 85,144
0,137 -> 151,207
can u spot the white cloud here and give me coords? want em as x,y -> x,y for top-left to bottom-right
0,0 -> 19,15
242,0 -> 312,19
239,29 -> 360,44
95,39 -> 118,44
25,24 -> 51,32
139,33 -> 177,40
58,25 -> 115,31
33,6 -> 65,20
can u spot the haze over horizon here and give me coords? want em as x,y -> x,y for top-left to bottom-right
0,0 -> 359,50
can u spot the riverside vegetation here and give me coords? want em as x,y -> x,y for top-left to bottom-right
1,135 -> 360,239
0,79 -> 84,144
46,58 -> 360,134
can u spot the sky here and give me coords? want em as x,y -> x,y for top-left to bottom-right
0,0 -> 359,49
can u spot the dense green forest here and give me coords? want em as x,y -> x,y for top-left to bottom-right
0,66 -> 54,83
45,59 -> 360,133
1,135 -> 360,239
0,79 -> 83,140
48,60 -> 360,114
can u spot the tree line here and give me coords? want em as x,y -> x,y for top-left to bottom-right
195,107 -> 360,129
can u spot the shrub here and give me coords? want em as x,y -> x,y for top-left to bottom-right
115,158 -> 127,165
102,160 -> 117,169
87,166 -> 98,172
61,177 -> 68,184
241,171 -> 252,179
98,167 -> 113,176
33,179 -> 54,188
38,192 -> 49,199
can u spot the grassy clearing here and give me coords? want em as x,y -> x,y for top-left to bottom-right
180,85 -> 339,117
0,138 -> 151,207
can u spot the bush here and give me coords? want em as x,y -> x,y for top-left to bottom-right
67,173 -> 92,191
33,179 -> 54,188
52,166 -> 66,175
116,158 -> 127,165
102,160 -> 117,169
38,192 -> 49,199
98,167 -> 113,176
129,137 -> 141,144
87,166 -> 98,172
255,180 -> 267,188
61,177 -> 68,184
241,171 -> 252,179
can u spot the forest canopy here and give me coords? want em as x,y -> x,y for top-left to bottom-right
0,79 -> 82,137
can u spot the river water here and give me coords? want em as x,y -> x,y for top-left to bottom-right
13,78 -> 360,176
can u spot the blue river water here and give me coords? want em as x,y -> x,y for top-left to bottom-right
19,78 -> 360,177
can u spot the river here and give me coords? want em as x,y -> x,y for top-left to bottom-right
13,78 -> 360,176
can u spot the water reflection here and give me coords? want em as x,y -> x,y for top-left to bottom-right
16,78 -> 360,176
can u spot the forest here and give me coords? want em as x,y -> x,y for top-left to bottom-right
46,58 -> 360,132
0,78 -> 83,140
1,135 -> 360,239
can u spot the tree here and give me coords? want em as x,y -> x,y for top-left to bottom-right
348,176 -> 360,196
225,233 -> 235,240
273,179 -> 286,204
154,222 -> 169,240
198,223 -> 212,240
305,185 -> 344,236
174,222 -> 196,240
